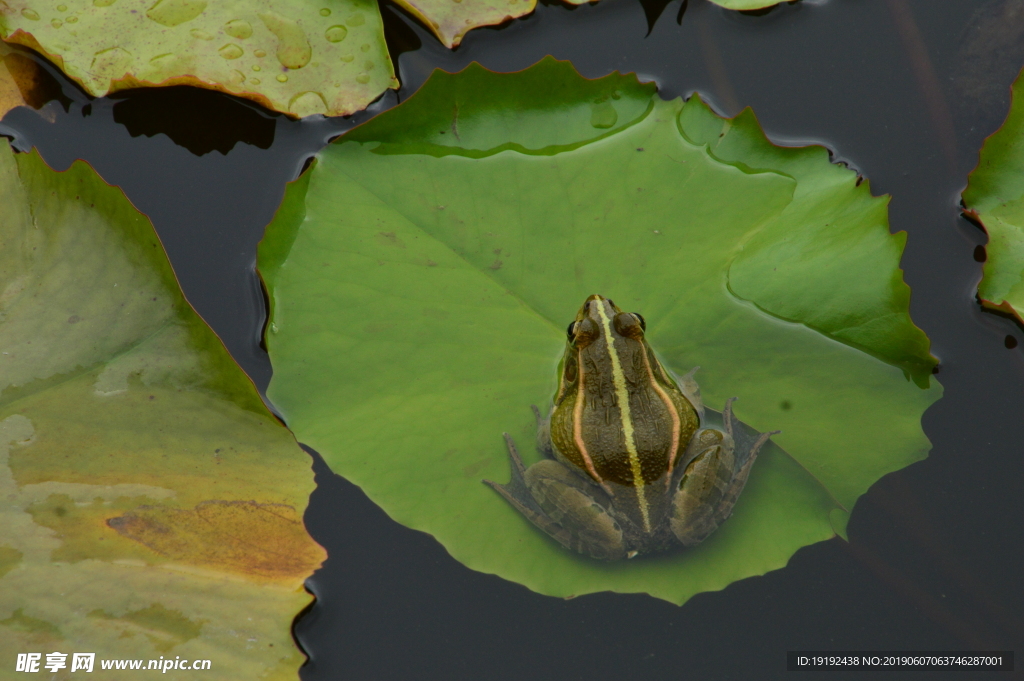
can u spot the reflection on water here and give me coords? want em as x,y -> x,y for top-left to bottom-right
950,0 -> 1024,128
111,87 -> 277,156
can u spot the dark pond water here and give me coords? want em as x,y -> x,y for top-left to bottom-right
3,0 -> 1022,678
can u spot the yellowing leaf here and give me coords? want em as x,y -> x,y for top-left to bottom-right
0,0 -> 397,117
392,0 -> 536,48
0,139 -> 325,679
0,41 -> 46,118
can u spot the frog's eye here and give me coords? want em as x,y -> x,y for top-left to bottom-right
613,312 -> 645,339
566,321 -> 578,341
632,313 -> 646,331
572,318 -> 600,347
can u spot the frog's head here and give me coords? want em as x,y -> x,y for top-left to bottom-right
554,294 -> 648,406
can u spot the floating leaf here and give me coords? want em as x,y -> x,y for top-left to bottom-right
0,41 -> 47,118
0,0 -> 396,117
0,139 -> 324,677
392,0 -> 790,49
963,67 -> 1024,323
391,0 -> 539,49
258,58 -> 939,604
707,0 -> 790,10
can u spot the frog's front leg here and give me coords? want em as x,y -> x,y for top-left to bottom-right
484,433 -> 627,561
670,398 -> 774,546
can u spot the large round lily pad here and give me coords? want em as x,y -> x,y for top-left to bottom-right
258,58 -> 939,604
0,0 -> 396,117
963,67 -> 1024,323
0,139 -> 324,678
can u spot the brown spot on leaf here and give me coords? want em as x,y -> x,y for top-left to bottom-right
376,231 -> 406,248
106,500 -> 324,582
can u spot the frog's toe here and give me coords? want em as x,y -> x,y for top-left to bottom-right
483,433 -> 532,510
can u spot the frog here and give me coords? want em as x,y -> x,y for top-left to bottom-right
484,294 -> 776,560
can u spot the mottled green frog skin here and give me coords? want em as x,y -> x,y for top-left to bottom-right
485,295 -> 774,560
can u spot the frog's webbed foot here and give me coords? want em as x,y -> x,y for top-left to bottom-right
670,398 -> 777,546
483,433 -> 547,530
717,398 -> 778,525
484,434 -> 627,561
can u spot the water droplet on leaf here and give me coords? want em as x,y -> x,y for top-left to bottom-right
230,69 -> 245,84
224,19 -> 252,39
90,46 -> 133,77
66,15 -> 78,23
289,91 -> 328,117
57,4 -> 68,11
21,8 -> 40,20
252,65 -> 261,71
356,73 -> 369,84
258,11 -> 312,69
276,73 -> 288,82
51,18 -> 63,28
346,12 -> 365,26
325,25 -> 347,42
319,8 -> 331,16
146,0 -> 207,27
341,53 -> 354,62
250,77 -> 260,84
360,43 -> 370,52
218,44 -> 244,59
93,0 -> 118,6
254,49 -> 266,58
590,101 -> 618,129
190,28 -> 213,40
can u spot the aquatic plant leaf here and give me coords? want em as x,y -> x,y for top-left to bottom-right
708,0 -> 789,10
963,68 -> 1024,323
0,139 -> 324,677
0,0 -> 396,118
391,0 -> 535,48
0,41 -> 47,118
259,58 -> 939,605
392,0 -> 789,49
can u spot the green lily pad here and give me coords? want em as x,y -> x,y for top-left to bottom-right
0,139 -> 325,677
258,59 -> 939,604
963,68 -> 1024,322
0,0 -> 396,118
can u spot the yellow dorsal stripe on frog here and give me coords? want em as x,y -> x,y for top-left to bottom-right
594,300 -> 652,534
